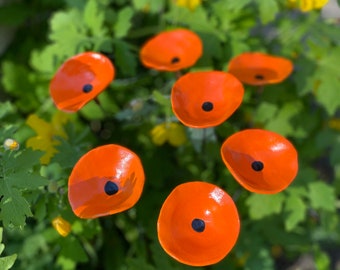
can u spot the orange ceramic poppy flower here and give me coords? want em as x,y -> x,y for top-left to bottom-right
50,52 -> 115,112
171,71 -> 244,128
220,129 -> 298,194
68,144 -> 144,219
227,52 -> 293,86
157,181 -> 240,266
140,29 -> 203,71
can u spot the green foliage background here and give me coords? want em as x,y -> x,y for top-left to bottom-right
1,0 -> 340,269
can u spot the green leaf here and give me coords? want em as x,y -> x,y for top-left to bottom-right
0,254 -> 17,270
284,194 -> 307,231
58,236 -> 88,264
292,56 -> 317,96
1,61 -> 40,112
0,102 -> 16,120
30,44 -> 60,75
246,193 -> 285,220
113,40 -> 137,76
229,31 -> 251,57
113,7 -> 134,38
0,149 -> 47,228
152,90 -> 170,107
49,10 -> 89,55
125,257 -> 155,270
313,48 -> 340,115
83,0 -> 106,36
0,228 -> 18,269
314,71 -> 340,116
315,250 -> 331,270
79,100 -> 106,120
254,102 -> 278,123
213,0 -> 251,12
256,0 -> 279,24
265,101 -> 304,137
308,182 -> 336,212
51,124 -> 90,169
0,189 -> 32,229
196,32 -> 223,68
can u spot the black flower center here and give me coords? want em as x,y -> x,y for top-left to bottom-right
202,102 -> 213,112
191,218 -> 205,233
171,57 -> 180,64
255,74 -> 264,80
83,84 -> 93,93
104,181 -> 119,195
251,161 -> 264,171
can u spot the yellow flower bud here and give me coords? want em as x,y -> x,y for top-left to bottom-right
151,122 -> 187,147
3,138 -> 20,150
151,124 -> 168,145
52,216 -> 71,237
289,0 -> 329,12
175,0 -> 201,11
167,123 -> 187,147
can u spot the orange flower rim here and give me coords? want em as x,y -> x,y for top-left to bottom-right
171,71 -> 244,128
68,144 -> 145,219
140,28 -> 203,71
157,181 -> 240,266
227,52 -> 293,86
50,52 -> 115,112
220,129 -> 298,194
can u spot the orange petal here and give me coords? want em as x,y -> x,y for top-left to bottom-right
227,52 -> 293,86
68,144 -> 145,218
220,129 -> 298,194
171,71 -> 244,128
50,52 -> 115,112
157,181 -> 240,266
140,29 -> 203,71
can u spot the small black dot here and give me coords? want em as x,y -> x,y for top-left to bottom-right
104,181 -> 119,195
202,102 -> 213,112
191,218 -> 205,233
83,84 -> 93,93
255,74 -> 264,80
251,161 -> 264,171
171,57 -> 180,64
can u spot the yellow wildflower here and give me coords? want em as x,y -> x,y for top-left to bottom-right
26,111 -> 69,164
3,138 -> 20,150
52,216 -> 71,237
287,0 -> 328,12
151,122 -> 187,147
175,0 -> 201,11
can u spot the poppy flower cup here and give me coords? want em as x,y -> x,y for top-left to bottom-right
221,129 -> 298,194
227,52 -> 293,86
157,181 -> 240,266
68,144 -> 145,219
50,52 -> 115,112
140,29 -> 203,71
171,71 -> 244,128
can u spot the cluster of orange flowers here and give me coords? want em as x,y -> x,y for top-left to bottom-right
22,0 -> 328,264
138,28 -> 298,266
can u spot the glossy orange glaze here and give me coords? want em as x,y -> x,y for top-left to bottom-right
227,52 -> 293,86
221,129 -> 298,194
68,144 -> 144,218
50,52 -> 115,112
171,71 -> 244,128
140,29 -> 203,71
157,181 -> 240,266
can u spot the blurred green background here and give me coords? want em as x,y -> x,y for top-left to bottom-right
1,0 -> 340,269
